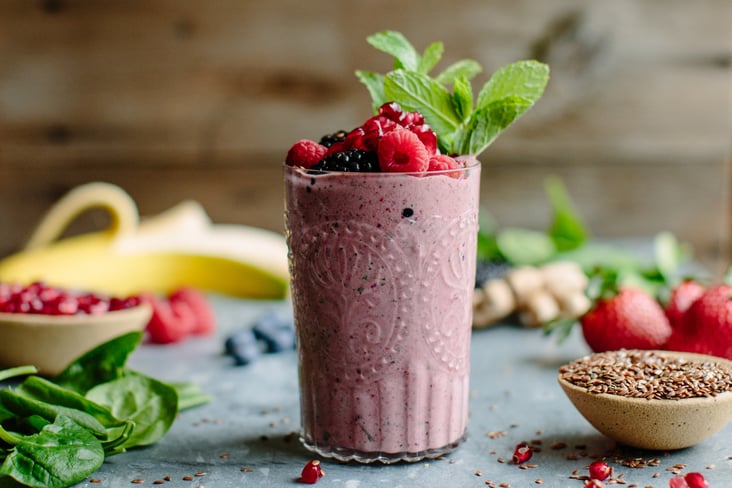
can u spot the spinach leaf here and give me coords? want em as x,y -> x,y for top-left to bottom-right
0,390 -> 108,440
86,371 -> 177,449
171,382 -> 213,411
54,332 -> 142,394
0,415 -> 104,488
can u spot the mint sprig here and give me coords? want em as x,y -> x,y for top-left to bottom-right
356,30 -> 549,157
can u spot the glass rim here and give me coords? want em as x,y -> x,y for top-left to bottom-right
283,158 -> 481,178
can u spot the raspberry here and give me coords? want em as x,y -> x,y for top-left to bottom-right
285,140 -> 328,169
142,294 -> 196,344
311,149 -> 379,172
410,123 -> 438,155
377,129 -> 429,173
169,287 -> 216,335
427,154 -> 461,177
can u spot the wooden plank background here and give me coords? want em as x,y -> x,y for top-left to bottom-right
1,0 -> 731,272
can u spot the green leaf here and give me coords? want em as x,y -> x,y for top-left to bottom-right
0,416 -> 104,488
545,176 -> 588,252
653,231 -> 690,285
171,382 -> 212,411
355,70 -> 386,113
435,59 -> 482,85
475,60 -> 549,109
418,41 -> 443,74
452,75 -> 473,121
496,228 -> 556,265
366,30 -> 420,71
453,96 -> 532,155
384,70 -> 461,145
86,372 -> 178,449
54,331 -> 142,395
0,367 -> 37,383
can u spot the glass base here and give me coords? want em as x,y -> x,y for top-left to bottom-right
300,432 -> 467,464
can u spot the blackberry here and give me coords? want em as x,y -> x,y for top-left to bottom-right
318,130 -> 347,148
311,149 -> 380,172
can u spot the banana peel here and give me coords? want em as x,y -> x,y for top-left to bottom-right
0,182 -> 289,299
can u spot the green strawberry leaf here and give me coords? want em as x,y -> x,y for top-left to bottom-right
384,70 -> 461,144
366,31 -> 420,72
435,59 -> 483,85
476,60 -> 549,109
452,75 -> 474,121
355,70 -> 386,113
453,96 -> 533,155
418,41 -> 444,74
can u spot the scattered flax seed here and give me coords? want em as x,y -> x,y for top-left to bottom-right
182,476 -> 193,481
487,430 -> 507,439
219,453 -> 230,459
131,480 -> 144,484
475,470 -> 482,476
497,457 -> 506,463
153,481 -> 165,485
706,464 -> 715,469
164,475 -> 172,481
652,473 -> 660,478
90,480 -> 101,484
499,483 -> 511,487
194,472 -> 207,477
559,349 -> 732,399
241,467 -> 254,472
551,441 -> 568,450
535,480 -> 543,485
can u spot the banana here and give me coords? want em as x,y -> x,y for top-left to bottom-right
0,182 -> 289,299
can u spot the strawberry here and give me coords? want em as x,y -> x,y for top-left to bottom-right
664,279 -> 705,329
580,287 -> 672,352
285,139 -> 327,168
665,284 -> 732,359
377,128 -> 429,173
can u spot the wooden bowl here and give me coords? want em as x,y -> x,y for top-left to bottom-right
0,303 -> 151,376
558,350 -> 732,450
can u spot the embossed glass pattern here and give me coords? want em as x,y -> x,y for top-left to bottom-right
284,162 -> 481,463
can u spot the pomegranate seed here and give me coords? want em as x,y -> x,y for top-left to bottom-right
299,459 -> 324,484
512,441 -> 532,464
584,480 -> 606,488
588,460 -> 612,481
684,473 -> 709,488
669,477 -> 690,488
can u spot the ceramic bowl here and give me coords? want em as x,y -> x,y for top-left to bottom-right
558,350 -> 732,450
0,303 -> 152,376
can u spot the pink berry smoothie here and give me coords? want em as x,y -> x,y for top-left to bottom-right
284,160 -> 481,463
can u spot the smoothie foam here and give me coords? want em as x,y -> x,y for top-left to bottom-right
285,161 -> 480,462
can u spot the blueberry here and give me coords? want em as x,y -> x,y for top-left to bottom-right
252,311 -> 296,353
224,328 -> 261,366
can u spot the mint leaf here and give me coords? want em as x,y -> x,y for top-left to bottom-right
435,59 -> 482,85
452,75 -> 473,121
496,228 -> 556,265
453,96 -> 532,155
476,60 -> 549,109
545,176 -> 588,252
384,70 -> 461,145
355,70 -> 386,113
366,31 -> 419,71
418,41 -> 443,74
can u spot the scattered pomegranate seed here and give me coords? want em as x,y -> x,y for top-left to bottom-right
588,460 -> 613,481
299,459 -> 325,484
584,480 -> 606,488
669,476 -> 690,488
683,472 -> 709,488
512,441 -> 533,464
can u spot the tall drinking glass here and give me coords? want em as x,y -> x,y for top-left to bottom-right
284,159 -> 481,463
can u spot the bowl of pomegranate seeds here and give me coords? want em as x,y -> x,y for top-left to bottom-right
0,281 -> 151,376
558,349 -> 732,450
